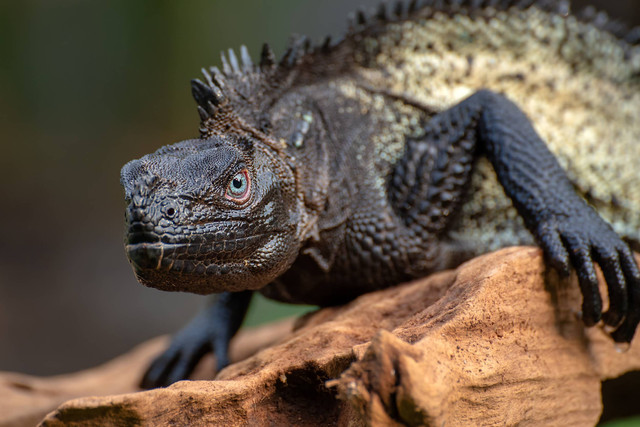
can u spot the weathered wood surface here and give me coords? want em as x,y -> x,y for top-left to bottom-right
0,320 -> 293,427
1,247 -> 638,426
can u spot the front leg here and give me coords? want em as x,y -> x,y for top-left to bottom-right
391,89 -> 639,342
141,291 -> 253,389
474,90 -> 640,341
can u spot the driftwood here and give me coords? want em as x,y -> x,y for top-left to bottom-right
0,320 -> 293,427
1,247 -> 639,426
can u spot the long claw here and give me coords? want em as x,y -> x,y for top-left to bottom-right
538,226 -> 571,276
141,349 -> 180,389
612,249 -> 640,342
562,234 -> 602,326
594,247 -> 627,327
166,344 -> 210,386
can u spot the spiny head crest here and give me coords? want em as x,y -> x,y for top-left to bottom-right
190,41 -> 309,140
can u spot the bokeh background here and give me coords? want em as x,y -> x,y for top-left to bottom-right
0,0 -> 638,413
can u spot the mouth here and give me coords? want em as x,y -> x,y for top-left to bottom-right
127,230 -> 160,245
125,239 -> 257,294
125,227 -> 283,274
123,223 -> 294,294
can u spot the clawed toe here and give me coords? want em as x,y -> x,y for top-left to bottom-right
539,216 -> 639,341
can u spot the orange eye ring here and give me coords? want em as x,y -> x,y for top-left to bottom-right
225,169 -> 251,203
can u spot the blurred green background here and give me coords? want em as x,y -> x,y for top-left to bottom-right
0,0 -> 366,378
0,0 -> 638,423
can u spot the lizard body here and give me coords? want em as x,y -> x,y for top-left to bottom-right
120,0 -> 640,388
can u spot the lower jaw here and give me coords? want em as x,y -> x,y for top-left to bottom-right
125,236 -> 262,269
124,233 -> 284,294
131,264 -> 263,295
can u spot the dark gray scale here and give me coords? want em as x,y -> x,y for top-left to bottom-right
388,100 -> 479,240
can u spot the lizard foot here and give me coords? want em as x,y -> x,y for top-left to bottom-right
537,203 -> 640,342
140,312 -> 231,389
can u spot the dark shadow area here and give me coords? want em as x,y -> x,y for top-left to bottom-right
600,370 -> 640,424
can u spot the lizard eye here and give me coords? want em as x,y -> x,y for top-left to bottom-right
225,169 -> 251,203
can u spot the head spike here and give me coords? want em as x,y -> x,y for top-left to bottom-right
280,47 -> 294,67
260,43 -> 276,68
356,9 -> 367,26
197,105 -> 208,121
206,101 -> 218,115
191,78 -> 212,106
376,3 -> 388,21
201,67 -> 214,87
209,66 -> 225,83
280,36 -> 309,68
191,78 -> 224,114
321,35 -> 332,52
220,52 -> 232,75
228,48 -> 240,73
408,0 -> 426,13
395,1 -> 407,18
240,45 -> 253,70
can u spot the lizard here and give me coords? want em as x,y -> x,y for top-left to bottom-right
120,0 -> 640,389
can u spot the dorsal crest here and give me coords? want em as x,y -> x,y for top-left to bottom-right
191,0 -> 640,138
191,38 -> 316,142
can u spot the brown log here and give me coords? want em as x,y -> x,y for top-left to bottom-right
0,319 -> 294,427
337,248 -> 640,426
1,247 -> 638,426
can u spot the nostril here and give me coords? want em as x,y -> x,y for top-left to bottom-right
163,202 -> 179,219
127,231 -> 160,245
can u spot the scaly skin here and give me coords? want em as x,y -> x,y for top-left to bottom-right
120,0 -> 640,388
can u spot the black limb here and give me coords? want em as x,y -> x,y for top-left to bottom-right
140,291 -> 253,389
388,96 -> 478,238
392,89 -> 640,342
473,89 -> 639,340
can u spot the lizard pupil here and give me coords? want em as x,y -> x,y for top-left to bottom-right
225,169 -> 250,202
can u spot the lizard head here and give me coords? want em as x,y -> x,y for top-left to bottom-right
121,42 -> 333,294
120,133 -> 302,294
